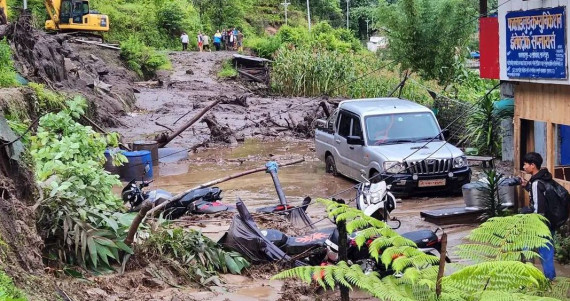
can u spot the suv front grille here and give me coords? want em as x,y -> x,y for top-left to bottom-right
405,159 -> 452,175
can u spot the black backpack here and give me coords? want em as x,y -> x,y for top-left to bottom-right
541,180 -> 570,229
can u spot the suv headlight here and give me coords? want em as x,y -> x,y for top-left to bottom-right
453,156 -> 467,168
383,161 -> 405,174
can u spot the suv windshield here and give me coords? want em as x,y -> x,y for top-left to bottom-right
365,112 -> 441,145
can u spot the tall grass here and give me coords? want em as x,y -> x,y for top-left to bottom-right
271,47 -> 437,105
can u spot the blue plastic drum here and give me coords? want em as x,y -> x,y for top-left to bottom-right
120,150 -> 153,181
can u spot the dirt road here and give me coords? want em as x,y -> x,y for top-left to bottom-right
109,51 -> 324,148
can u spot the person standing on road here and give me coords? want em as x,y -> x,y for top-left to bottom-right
237,30 -> 244,52
203,34 -> 211,52
197,32 -> 203,52
232,27 -> 238,50
180,32 -> 189,51
520,152 -> 557,280
214,30 -> 222,51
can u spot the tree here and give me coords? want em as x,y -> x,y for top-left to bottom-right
378,0 -> 476,85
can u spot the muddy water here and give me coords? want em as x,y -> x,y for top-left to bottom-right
150,139 -> 355,210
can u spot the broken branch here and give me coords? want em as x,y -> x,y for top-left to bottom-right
156,98 -> 222,148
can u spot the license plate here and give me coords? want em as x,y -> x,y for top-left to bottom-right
418,179 -> 446,187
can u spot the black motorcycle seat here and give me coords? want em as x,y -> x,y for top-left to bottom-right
284,227 -> 337,256
261,229 -> 289,248
179,187 -> 222,206
401,230 -> 437,248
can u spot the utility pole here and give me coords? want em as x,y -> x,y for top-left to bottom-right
281,1 -> 290,26
480,0 -> 487,17
346,0 -> 350,30
365,19 -> 370,40
306,0 -> 311,31
23,0 -> 27,9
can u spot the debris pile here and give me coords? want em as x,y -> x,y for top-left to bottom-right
5,13 -> 137,126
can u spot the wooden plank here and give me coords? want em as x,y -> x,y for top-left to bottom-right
547,121 -> 555,173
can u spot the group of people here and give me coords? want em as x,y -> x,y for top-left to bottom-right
179,28 -> 244,52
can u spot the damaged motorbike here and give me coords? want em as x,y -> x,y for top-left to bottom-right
220,178 -> 449,275
121,166 -> 234,219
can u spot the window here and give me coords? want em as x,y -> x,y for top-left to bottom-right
60,0 -> 72,23
338,112 -> 351,137
554,123 -> 570,181
365,112 -> 440,145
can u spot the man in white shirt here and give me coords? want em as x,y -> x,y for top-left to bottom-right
180,32 -> 189,51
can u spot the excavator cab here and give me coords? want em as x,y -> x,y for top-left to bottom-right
45,0 -> 109,32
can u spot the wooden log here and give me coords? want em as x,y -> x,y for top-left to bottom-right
237,69 -> 266,83
156,98 -> 222,148
144,159 -> 305,218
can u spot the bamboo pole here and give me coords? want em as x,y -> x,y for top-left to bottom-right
436,232 -> 448,297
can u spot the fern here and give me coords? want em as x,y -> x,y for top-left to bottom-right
442,261 -> 549,295
456,214 -> 551,262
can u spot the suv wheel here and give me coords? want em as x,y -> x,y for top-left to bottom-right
325,155 -> 338,176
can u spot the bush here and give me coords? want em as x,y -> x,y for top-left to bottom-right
0,270 -> 25,301
217,59 -> 237,78
120,36 -> 169,79
0,38 -> 18,88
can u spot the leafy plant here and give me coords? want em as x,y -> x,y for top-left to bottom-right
217,59 -> 237,78
377,0 -> 476,85
0,270 -> 25,301
273,199 -> 559,300
31,96 -> 131,269
145,227 -> 250,285
464,95 -> 511,157
0,38 -> 18,88
477,169 -> 512,220
120,36 -> 169,79
554,224 -> 570,264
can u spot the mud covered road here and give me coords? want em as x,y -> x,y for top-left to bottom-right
106,51 -> 570,301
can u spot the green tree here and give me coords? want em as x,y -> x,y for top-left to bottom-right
378,0 -> 476,84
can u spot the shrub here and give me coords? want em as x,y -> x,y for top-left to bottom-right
217,59 -> 237,78
145,227 -> 250,285
120,36 -> 169,79
0,38 -> 18,88
0,270 -> 25,301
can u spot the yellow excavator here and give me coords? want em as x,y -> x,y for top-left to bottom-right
0,0 -> 108,31
44,0 -> 109,32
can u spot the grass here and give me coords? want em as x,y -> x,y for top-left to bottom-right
217,60 -> 238,78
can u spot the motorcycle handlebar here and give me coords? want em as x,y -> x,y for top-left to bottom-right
140,179 -> 154,187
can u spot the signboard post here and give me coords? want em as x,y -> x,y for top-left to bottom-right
505,6 -> 567,79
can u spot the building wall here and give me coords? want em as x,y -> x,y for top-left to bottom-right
514,82 -> 570,205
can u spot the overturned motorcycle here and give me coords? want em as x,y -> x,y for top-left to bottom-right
219,182 -> 449,275
121,178 -> 234,219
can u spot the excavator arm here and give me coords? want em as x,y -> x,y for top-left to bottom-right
44,0 -> 61,29
0,0 -> 7,25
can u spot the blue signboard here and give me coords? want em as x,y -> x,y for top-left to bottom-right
505,6 -> 567,79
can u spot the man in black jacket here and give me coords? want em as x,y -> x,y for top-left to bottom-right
521,152 -> 556,280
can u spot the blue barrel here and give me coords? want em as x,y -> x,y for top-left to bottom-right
104,148 -> 123,175
120,150 -> 153,181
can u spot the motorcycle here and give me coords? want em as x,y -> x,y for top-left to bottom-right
121,178 -> 234,219
356,178 -> 450,262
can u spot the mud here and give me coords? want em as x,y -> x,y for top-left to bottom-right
109,51 -> 329,148
7,14 -> 137,127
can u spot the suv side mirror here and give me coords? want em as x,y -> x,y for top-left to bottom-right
347,136 -> 364,146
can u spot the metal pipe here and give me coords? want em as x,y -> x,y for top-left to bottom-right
266,161 -> 288,206
306,0 -> 311,31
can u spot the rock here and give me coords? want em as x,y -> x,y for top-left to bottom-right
142,277 -> 166,288
64,58 -> 78,73
186,69 -> 194,75
86,288 -> 108,297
